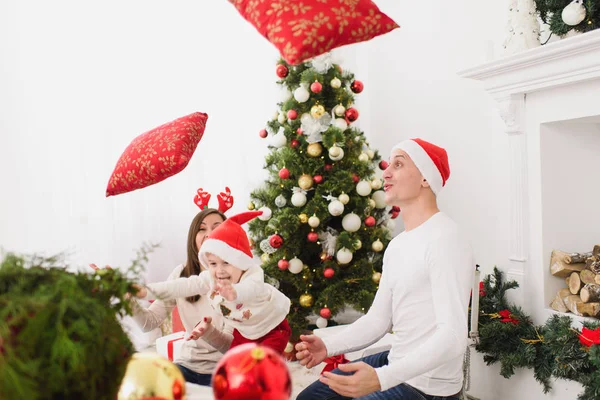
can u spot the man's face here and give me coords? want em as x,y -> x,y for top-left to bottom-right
382,149 -> 427,205
206,253 -> 243,285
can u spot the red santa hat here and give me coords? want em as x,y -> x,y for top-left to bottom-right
198,210 -> 262,271
391,138 -> 450,195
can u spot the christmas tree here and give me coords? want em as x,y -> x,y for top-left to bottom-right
503,0 -> 541,55
535,0 -> 598,37
247,54 -> 397,338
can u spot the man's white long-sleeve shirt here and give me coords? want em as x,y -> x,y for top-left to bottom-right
323,212 -> 474,396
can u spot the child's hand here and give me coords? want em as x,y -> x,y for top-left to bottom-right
187,317 -> 213,341
215,280 -> 237,301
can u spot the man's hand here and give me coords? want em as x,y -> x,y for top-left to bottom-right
320,362 -> 381,398
187,316 -> 213,341
294,334 -> 328,368
215,280 -> 237,301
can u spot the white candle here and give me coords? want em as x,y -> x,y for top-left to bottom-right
470,266 -> 481,337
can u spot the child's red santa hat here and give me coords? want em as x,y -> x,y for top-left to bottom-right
198,210 -> 262,271
391,138 -> 450,195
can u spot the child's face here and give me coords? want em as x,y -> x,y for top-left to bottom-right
206,253 -> 243,285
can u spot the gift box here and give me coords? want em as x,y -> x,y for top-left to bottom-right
156,331 -> 186,361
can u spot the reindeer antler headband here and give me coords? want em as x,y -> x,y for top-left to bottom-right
194,186 -> 234,213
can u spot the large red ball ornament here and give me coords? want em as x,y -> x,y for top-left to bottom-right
278,168 -> 290,179
259,129 -> 268,138
276,64 -> 289,78
290,139 -> 300,148
278,259 -> 289,270
350,80 -> 364,93
212,343 -> 292,400
287,109 -> 298,120
310,81 -> 323,93
379,160 -> 389,170
269,234 -> 284,248
307,232 -> 319,242
313,175 -> 323,184
345,108 -> 359,122
365,216 -> 376,227
320,307 -> 332,319
323,268 -> 335,279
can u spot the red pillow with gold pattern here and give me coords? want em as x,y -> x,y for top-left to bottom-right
229,0 -> 399,65
106,112 -> 208,197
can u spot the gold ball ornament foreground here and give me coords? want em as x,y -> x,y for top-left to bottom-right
298,174 -> 314,190
248,202 -> 255,210
372,272 -> 382,284
310,104 -> 326,119
118,353 -> 185,400
261,253 -> 270,263
307,142 -> 323,157
299,293 -> 314,308
372,239 -> 384,252
299,213 -> 308,223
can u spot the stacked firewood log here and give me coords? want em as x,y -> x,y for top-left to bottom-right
550,245 -> 600,317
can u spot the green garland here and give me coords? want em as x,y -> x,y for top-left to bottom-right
0,246 -> 154,400
535,0 -> 599,37
476,267 -> 600,400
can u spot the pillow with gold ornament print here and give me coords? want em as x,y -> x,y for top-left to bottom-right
228,0 -> 399,65
106,112 -> 208,197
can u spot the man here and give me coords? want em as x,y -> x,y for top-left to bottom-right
296,138 -> 474,399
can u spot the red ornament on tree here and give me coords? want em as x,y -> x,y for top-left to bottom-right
290,139 -> 300,148
350,80 -> 364,93
320,307 -> 332,319
212,343 -> 292,400
296,128 -> 303,135
287,109 -> 298,120
269,234 -> 284,248
313,175 -> 323,184
379,160 -> 389,170
352,174 -> 360,183
345,108 -> 359,122
324,164 -> 333,172
278,259 -> 289,271
323,268 -> 335,279
276,64 -> 289,78
310,81 -> 323,93
365,216 -> 376,227
307,232 -> 319,242
390,205 -> 400,219
278,168 -> 290,179
259,129 -> 268,138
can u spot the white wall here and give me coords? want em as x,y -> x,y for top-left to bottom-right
0,0 -> 586,398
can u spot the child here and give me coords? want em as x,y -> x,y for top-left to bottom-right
137,211 -> 292,354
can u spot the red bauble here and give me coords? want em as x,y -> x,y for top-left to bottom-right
269,234 -> 284,248
278,168 -> 290,179
212,343 -> 291,400
350,80 -> 364,93
365,216 -> 376,227
379,160 -> 389,170
310,81 -> 323,93
324,164 -> 333,172
291,139 -> 300,148
323,268 -> 335,279
278,259 -> 289,270
391,211 -> 400,219
390,206 -> 401,219
392,206 -> 401,212
296,128 -> 303,135
345,108 -> 359,122
259,129 -> 268,138
320,307 -> 332,319
352,174 -> 360,183
287,109 -> 298,120
313,175 -> 323,184
276,64 -> 289,78
307,232 -> 319,242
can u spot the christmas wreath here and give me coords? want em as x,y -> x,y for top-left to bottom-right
0,247 -> 152,400
476,267 -> 600,400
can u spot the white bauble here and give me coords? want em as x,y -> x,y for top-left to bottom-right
328,200 -> 344,216
356,180 -> 372,196
358,153 -> 369,163
294,86 -> 310,103
562,0 -> 586,26
328,145 -> 344,161
372,239 -> 384,252
280,88 -> 292,102
338,193 -> 350,205
258,206 -> 272,221
271,131 -> 287,148
385,219 -> 396,231
336,247 -> 353,264
372,190 -> 387,209
330,78 -> 341,89
316,317 -> 328,329
333,104 -> 346,116
371,179 -> 382,190
366,149 -> 375,159
291,192 -> 307,207
333,118 -> 348,131
275,195 -> 287,208
278,112 -> 286,124
288,257 -> 304,274
342,213 -> 361,232
308,215 -> 320,228
285,342 -> 294,353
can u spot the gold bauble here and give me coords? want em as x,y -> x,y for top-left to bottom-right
372,272 -> 382,284
307,142 -> 323,157
310,104 -> 326,119
118,353 -> 185,400
372,239 -> 384,252
299,213 -> 308,223
320,252 -> 329,261
298,174 -> 314,190
248,201 -> 256,210
261,253 -> 270,263
353,239 -> 362,250
299,293 -> 314,308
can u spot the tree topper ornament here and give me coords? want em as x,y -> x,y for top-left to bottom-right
194,186 -> 234,213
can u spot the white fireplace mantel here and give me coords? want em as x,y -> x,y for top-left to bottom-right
457,29 -> 600,302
